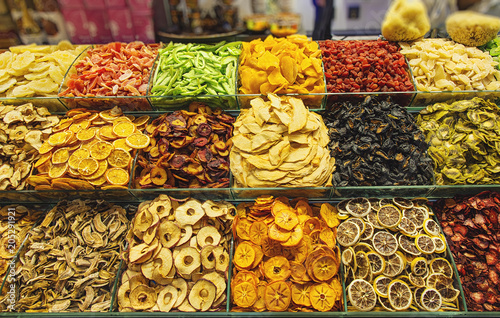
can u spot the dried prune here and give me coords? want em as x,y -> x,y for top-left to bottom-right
321,96 -> 434,186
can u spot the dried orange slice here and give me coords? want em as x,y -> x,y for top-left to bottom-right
113,121 -> 136,138
113,138 -> 132,151
48,163 -> 68,179
310,283 -> 337,312
38,142 -> 54,155
311,255 -> 339,282
69,119 -> 90,133
76,127 -> 97,141
34,153 -> 51,168
274,209 -> 299,231
249,221 -> 268,245
48,131 -> 69,147
88,175 -> 107,186
268,223 -> 291,242
234,242 -> 256,269
233,282 -> 258,308
105,167 -> 129,186
51,147 -> 69,164
84,160 -> 108,180
99,125 -> 117,140
77,158 -> 99,176
261,237 -> 282,258
263,256 -> 291,281
107,148 -> 131,168
99,110 -> 119,121
291,283 -> 312,307
264,280 -> 291,312
126,133 -> 150,149
281,225 -> 303,247
90,141 -> 113,160
68,148 -> 89,170
53,119 -> 73,132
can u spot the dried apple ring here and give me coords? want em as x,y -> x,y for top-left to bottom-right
233,282 -> 258,308
309,283 -> 336,312
264,280 -> 291,311
264,256 -> 291,281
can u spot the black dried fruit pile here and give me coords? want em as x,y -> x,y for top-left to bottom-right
321,96 -> 434,186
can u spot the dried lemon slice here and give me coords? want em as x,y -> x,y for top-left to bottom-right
90,141 -> 113,160
346,198 -> 371,217
373,275 -> 392,297
359,222 -> 374,241
48,163 -> 68,179
51,147 -> 69,165
342,247 -> 355,267
264,280 -> 291,311
68,148 -> 89,170
398,217 -> 417,235
398,234 -> 421,256
420,288 -> 442,312
409,272 -> 426,288
392,197 -> 413,210
411,257 -> 428,276
105,167 -> 129,186
337,220 -> 360,247
423,218 -> 441,237
377,205 -> 402,228
415,234 -> 436,255
126,133 -> 150,149
309,283 -> 336,312
366,251 -> 385,276
107,148 -> 131,168
354,251 -> 370,280
383,252 -> 405,277
429,258 -> 453,278
233,281 -> 257,308
387,279 -> 412,310
77,158 -> 99,176
402,207 -> 428,228
113,121 -> 136,138
433,235 -> 447,254
348,279 -> 377,311
372,231 -> 398,256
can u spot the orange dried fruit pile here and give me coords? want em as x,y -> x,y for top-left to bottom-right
27,106 -> 150,190
231,196 -> 343,312
239,35 -> 325,107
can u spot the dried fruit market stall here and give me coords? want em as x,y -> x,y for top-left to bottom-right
2,30 -> 500,316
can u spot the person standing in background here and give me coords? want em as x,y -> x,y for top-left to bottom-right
312,0 -> 334,40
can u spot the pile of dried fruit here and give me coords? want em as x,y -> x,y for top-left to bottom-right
319,40 -> 414,93
0,103 -> 59,190
27,107 -> 150,190
400,39 -> 500,91
133,103 -> 234,189
339,197 -> 461,312
239,35 -> 325,107
232,196 -> 343,312
16,199 -> 129,312
322,96 -> 434,186
432,191 -> 500,311
150,41 -> 240,109
231,94 -> 335,187
0,205 -> 42,277
417,98 -> 500,185
0,41 -> 86,97
119,195 -> 233,312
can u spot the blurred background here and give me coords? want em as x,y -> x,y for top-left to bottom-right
0,0 -> 399,48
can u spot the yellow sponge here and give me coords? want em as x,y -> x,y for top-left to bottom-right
446,11 -> 500,47
381,0 -> 430,42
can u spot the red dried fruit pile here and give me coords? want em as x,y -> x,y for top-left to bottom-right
319,40 -> 414,93
59,42 -> 160,97
432,191 -> 500,311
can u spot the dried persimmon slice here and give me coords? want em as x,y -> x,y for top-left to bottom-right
291,283 -> 312,307
303,217 -> 321,235
261,237 -> 282,258
234,242 -> 256,269
281,225 -> 303,247
264,280 -> 291,312
236,218 -> 252,241
309,283 -> 337,312
311,255 -> 338,282
268,223 -> 291,242
252,281 -> 267,312
263,256 -> 291,281
290,261 -> 309,282
319,228 -> 336,249
232,270 -> 259,287
249,221 -> 268,245
233,281 -> 258,308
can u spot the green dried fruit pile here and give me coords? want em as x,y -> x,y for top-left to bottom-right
418,97 -> 500,184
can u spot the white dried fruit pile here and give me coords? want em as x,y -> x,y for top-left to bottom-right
119,195 -> 234,312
